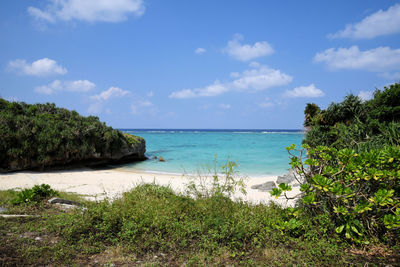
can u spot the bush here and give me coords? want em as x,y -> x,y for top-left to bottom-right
12,184 -> 59,205
273,144 -> 400,244
303,83 -> 400,151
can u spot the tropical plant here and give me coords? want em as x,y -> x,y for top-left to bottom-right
303,83 -> 400,151
12,184 -> 59,205
272,144 -> 400,244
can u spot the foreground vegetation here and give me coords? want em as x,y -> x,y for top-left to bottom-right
0,98 -> 145,172
270,83 -> 400,257
1,183 -> 398,266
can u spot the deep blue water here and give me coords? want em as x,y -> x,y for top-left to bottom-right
120,129 -> 304,176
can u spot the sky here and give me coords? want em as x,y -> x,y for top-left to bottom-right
1,0 -> 400,129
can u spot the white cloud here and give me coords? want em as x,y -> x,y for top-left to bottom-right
91,87 -> 129,100
8,58 -> 67,76
88,86 -> 131,114
65,80 -> 96,92
28,0 -> 145,23
358,90 -> 374,101
249,61 -> 260,68
224,34 -> 274,61
231,65 -> 293,91
258,98 -> 274,108
219,103 -> 231,109
169,64 -> 292,99
284,84 -> 324,98
131,100 -> 156,115
329,3 -> 400,39
28,6 -> 56,23
147,91 -> 154,97
169,81 -> 229,99
35,79 -> 95,94
35,80 -> 62,94
195,48 -> 206,54
314,46 -> 400,72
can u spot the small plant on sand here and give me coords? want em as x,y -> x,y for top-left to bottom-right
12,184 -> 59,205
184,156 -> 247,199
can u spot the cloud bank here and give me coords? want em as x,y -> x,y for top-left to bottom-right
224,34 -> 274,61
91,87 -> 130,100
169,63 -> 292,99
8,58 -> 67,76
28,0 -> 145,23
284,84 -> 324,98
329,4 -> 400,39
35,80 -> 95,94
314,46 -> 400,72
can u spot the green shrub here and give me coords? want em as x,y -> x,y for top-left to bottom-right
303,83 -> 400,151
12,184 -> 59,205
273,144 -> 400,244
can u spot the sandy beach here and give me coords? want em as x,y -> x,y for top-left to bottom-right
0,168 -> 301,206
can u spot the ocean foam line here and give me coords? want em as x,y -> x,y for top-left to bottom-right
122,129 -> 304,134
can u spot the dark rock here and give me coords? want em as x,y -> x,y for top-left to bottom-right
48,198 -> 81,206
1,134 -> 146,173
276,169 -> 296,184
251,181 -> 276,192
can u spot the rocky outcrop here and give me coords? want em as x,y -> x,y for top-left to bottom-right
0,99 -> 147,173
251,181 -> 277,192
276,169 -> 296,184
251,169 -> 301,193
86,135 -> 147,165
1,134 -> 146,172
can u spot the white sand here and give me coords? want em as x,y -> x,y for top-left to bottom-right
0,168 -> 301,206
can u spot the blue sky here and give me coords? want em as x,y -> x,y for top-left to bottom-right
1,0 -> 400,129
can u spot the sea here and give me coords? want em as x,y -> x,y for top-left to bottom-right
120,129 -> 304,177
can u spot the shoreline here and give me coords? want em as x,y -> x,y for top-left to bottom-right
0,167 -> 301,206
116,166 -> 287,179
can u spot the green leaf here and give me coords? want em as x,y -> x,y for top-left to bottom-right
351,226 -> 361,235
278,183 -> 292,191
270,188 -> 283,198
302,194 -> 316,205
336,225 -> 345,233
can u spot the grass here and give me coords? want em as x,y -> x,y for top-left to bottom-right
1,184 -> 399,266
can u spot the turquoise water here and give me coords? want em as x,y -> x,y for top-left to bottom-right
121,129 -> 304,176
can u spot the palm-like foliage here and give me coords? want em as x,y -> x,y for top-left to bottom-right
303,83 -> 400,151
